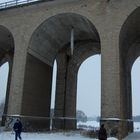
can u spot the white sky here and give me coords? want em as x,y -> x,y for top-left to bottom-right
132,57 -> 140,116
77,55 -> 101,116
0,0 -> 140,117
0,63 -> 8,103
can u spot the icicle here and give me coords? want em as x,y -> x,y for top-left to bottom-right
70,27 -> 74,56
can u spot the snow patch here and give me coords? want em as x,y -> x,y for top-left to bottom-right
0,131 -> 119,140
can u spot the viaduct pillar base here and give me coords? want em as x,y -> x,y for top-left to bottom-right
5,115 -> 51,131
100,118 -> 133,139
52,118 -> 76,130
21,116 -> 50,131
1,115 -> 6,126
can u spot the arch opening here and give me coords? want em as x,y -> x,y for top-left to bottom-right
0,62 -> 9,120
131,57 -> 140,132
0,25 -> 14,126
77,55 -> 101,130
119,7 -> 140,135
26,13 -> 100,130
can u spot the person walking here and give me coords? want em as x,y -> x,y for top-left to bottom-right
13,119 -> 22,140
98,124 -> 107,140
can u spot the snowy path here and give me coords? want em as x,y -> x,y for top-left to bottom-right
0,132 -> 92,140
0,131 -> 118,140
123,132 -> 140,140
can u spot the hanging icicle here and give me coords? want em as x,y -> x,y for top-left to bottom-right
70,27 -> 74,56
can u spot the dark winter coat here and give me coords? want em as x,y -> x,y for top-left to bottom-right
98,127 -> 107,140
13,121 -> 22,133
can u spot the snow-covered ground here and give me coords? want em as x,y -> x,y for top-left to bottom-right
77,120 -> 99,130
0,131 -> 118,140
78,121 -> 140,132
123,132 -> 140,140
134,122 -> 140,132
0,121 -> 140,140
0,120 -> 117,140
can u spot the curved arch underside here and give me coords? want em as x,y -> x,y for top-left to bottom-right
120,7 -> 140,69
0,25 -> 14,65
29,13 -> 100,66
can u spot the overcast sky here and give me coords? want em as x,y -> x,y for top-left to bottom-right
0,0 -> 140,117
0,63 -> 8,103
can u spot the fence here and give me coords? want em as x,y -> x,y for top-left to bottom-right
0,0 -> 39,10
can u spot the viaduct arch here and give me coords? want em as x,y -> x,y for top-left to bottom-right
0,25 -> 14,126
0,0 -> 140,139
24,13 -> 100,130
119,7 -> 140,134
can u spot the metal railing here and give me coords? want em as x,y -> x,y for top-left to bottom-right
0,0 -> 39,10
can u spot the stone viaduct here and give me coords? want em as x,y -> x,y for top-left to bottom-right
0,0 -> 140,139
